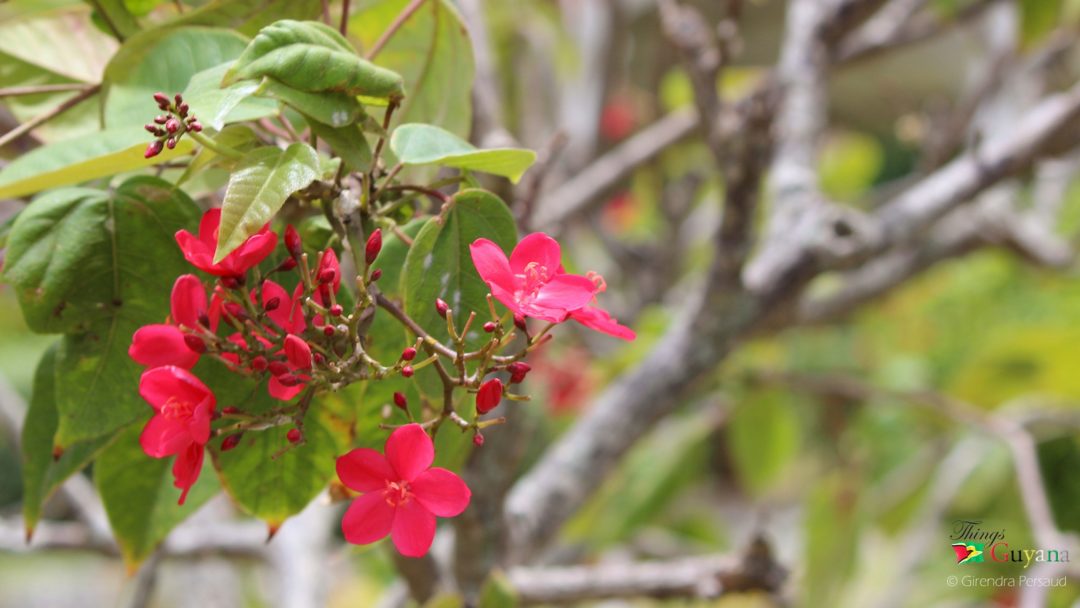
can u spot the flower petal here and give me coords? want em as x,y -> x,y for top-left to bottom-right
171,274 -> 207,329
284,334 -> 312,369
470,239 -> 516,293
173,441 -> 205,505
261,280 -> 294,332
509,232 -> 562,275
385,424 -> 433,482
175,229 -> 214,272
391,499 -> 436,557
336,448 -> 396,492
140,415 -> 193,457
341,491 -> 395,546
198,208 -> 222,245
411,468 -> 471,517
129,324 -> 200,369
268,375 -> 304,401
227,228 -> 277,276
570,305 -> 637,341
138,366 -> 213,411
533,274 -> 597,313
187,399 -> 213,445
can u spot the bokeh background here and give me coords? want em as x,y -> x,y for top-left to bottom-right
3,0 -> 1080,606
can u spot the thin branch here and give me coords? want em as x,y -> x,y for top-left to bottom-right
366,0 -> 426,61
0,84 -> 101,149
0,84 -> 96,98
340,0 -> 351,36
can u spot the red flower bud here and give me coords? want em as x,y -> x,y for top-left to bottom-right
329,304 -> 344,317
144,140 -> 164,159
401,347 -> 417,361
221,433 -> 243,451
268,361 -> 290,377
154,115 -> 168,125
223,302 -> 245,319
276,257 -> 298,272
223,406 -> 240,415
220,276 -> 243,290
365,229 -> 382,265
508,361 -> 532,384
393,392 -> 408,410
318,268 -> 337,285
323,325 -> 335,337
401,365 -> 414,378
165,137 -> 177,150
277,374 -> 302,387
287,428 -> 302,443
183,334 -> 206,353
284,334 -> 312,370
483,321 -> 497,333
251,355 -> 268,371
165,118 -> 180,134
178,102 -> 189,117
174,93 -> 183,106
153,92 -> 170,108
514,313 -> 528,332
284,225 -> 302,259
313,353 -> 325,365
473,433 -> 485,447
145,124 -> 159,134
370,268 -> 382,282
264,297 -> 281,312
476,378 -> 504,415
187,121 -> 203,133
435,298 -> 449,318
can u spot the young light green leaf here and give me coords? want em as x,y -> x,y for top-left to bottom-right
96,424 -> 220,567
215,142 -> 321,262
223,20 -> 404,99
390,124 -> 536,184
350,0 -> 473,137
0,127 -> 194,199
182,62 -> 278,130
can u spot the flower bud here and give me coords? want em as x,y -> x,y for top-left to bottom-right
365,229 -> 382,265
223,406 -> 240,415
313,353 -> 325,365
287,428 -> 302,443
514,313 -> 528,332
370,268 -> 382,282
276,257 -> 298,272
475,378 -> 504,415
473,433 -> 485,447
318,268 -> 337,285
435,298 -> 449,318
174,93 -> 183,106
483,321 -> 497,333
187,120 -> 203,133
264,297 -> 281,312
223,302 -> 245,319
178,102 -> 189,117
165,118 -> 181,134
154,115 -> 168,125
393,392 -> 408,410
284,225 -> 302,259
251,355 -> 268,371
165,136 -> 177,150
220,276 -> 243,289
277,374 -> 302,387
183,334 -> 206,353
323,325 -> 335,337
284,334 -> 312,370
144,140 -> 164,159
145,124 -> 159,134
401,365 -> 414,378
508,361 -> 532,384
221,433 -> 243,451
401,347 -> 417,361
329,304 -> 344,317
268,361 -> 290,377
153,92 -> 170,108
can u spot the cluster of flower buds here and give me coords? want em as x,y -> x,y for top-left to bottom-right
144,92 -> 203,158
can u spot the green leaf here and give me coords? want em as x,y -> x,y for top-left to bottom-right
169,0 -> 322,37
215,142 -> 321,262
725,389 -> 801,495
3,178 -> 201,445
182,62 -> 278,130
803,474 -> 862,607
401,189 -> 517,356
308,120 -> 373,172
123,0 -> 164,17
224,20 -> 404,99
260,79 -> 362,127
390,124 -> 536,184
350,0 -> 474,137
478,570 -> 520,608
0,9 -> 117,82
0,127 -> 195,199
96,423 -> 220,567
103,26 -> 250,128
84,0 -> 141,41
21,344 -> 113,535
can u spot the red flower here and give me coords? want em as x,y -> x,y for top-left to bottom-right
138,366 -> 216,504
470,233 -> 597,323
129,275 -> 219,369
259,280 -> 306,335
175,208 -> 277,278
336,424 -> 471,557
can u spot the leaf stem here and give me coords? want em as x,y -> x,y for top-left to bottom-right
340,0 -> 352,35
365,0 -> 427,60
187,131 -> 245,160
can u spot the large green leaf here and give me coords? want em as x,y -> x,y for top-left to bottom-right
260,79 -> 362,127
0,7 -> 118,81
308,120 -> 373,172
3,178 -> 201,445
20,344 -> 114,535
0,127 -> 195,199
95,424 -> 220,567
181,62 -> 277,130
103,26 -> 250,128
401,189 -> 517,355
223,20 -> 404,99
390,124 -> 536,184
171,0 -> 323,37
86,0 -> 141,40
351,0 -> 474,137
215,142 -> 321,262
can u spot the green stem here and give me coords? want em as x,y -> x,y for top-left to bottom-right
188,131 -> 244,160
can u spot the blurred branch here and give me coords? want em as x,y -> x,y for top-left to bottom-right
459,0 -> 518,148
508,537 -> 785,605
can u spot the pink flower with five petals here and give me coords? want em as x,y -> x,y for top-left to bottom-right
336,424 -> 471,557
138,366 -> 215,504
129,274 -> 220,369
